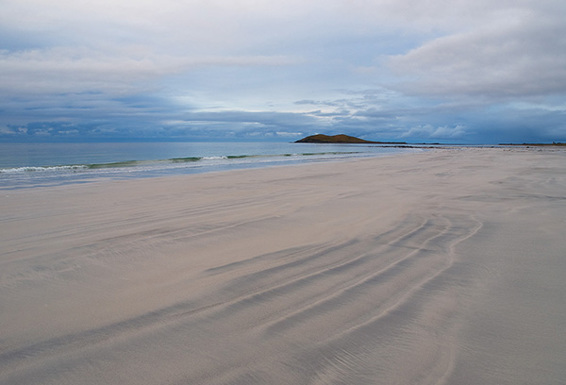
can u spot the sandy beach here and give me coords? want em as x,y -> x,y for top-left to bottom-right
1,147 -> 565,385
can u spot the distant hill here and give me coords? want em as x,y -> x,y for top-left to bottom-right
295,134 -> 406,144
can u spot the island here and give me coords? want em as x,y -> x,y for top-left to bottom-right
295,134 -> 406,144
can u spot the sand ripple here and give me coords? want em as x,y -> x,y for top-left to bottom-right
1,148 -> 565,384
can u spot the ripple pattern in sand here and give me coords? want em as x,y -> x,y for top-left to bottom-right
0,213 -> 482,385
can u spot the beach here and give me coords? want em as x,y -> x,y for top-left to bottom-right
1,147 -> 565,384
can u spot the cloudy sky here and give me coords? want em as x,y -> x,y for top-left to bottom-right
1,0 -> 566,143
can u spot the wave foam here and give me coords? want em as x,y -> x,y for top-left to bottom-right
0,165 -> 88,174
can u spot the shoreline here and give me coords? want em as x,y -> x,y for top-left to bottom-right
0,143 -> 417,190
1,147 -> 565,384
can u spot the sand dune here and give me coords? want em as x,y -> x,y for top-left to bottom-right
1,148 -> 565,384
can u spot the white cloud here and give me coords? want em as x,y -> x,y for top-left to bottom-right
389,8 -> 566,98
402,124 -> 467,139
275,131 -> 303,137
0,126 -> 17,135
0,0 -> 513,55
0,47 -> 298,95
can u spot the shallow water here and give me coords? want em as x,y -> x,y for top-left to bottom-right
0,141 -> 414,189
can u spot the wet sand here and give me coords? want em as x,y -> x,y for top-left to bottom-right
1,147 -> 565,384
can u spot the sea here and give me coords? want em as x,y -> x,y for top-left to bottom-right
0,141 -> 418,189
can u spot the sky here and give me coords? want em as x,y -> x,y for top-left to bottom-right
1,0 -> 566,143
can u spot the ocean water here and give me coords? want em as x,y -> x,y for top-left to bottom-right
0,142 -> 416,189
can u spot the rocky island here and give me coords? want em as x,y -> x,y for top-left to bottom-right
295,134 -> 406,144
